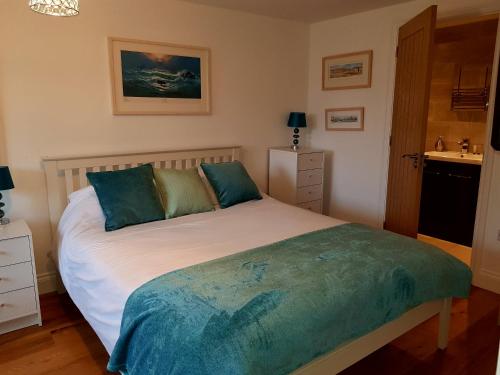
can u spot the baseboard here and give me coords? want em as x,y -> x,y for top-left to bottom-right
473,268 -> 500,294
37,271 -> 59,295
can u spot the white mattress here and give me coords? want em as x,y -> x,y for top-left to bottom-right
58,191 -> 345,354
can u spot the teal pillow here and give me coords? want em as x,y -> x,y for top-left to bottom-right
87,164 -> 165,231
201,161 -> 262,208
154,167 -> 214,219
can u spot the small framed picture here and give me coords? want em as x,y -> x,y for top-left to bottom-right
325,107 -> 365,131
322,50 -> 372,90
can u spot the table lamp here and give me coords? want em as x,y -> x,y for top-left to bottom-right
0,166 -> 14,225
287,112 -> 307,151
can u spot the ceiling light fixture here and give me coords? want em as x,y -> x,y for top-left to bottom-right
29,0 -> 80,17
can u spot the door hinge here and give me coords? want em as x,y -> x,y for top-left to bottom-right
395,46 -> 399,58
389,135 -> 392,147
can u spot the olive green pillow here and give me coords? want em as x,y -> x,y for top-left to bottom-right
154,167 -> 214,219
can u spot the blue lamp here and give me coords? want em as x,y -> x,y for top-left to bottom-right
0,166 -> 14,225
287,112 -> 307,151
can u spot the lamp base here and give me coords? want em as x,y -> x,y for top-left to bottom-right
0,192 -> 8,225
291,128 -> 301,151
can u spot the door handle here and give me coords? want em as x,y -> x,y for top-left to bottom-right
402,153 -> 420,168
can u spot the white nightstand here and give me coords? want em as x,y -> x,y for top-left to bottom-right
269,147 -> 325,214
0,220 -> 42,334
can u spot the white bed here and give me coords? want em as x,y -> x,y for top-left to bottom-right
43,146 -> 452,374
58,189 -> 343,353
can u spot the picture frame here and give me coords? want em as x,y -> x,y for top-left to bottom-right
325,107 -> 365,131
108,37 -> 211,115
322,50 -> 373,90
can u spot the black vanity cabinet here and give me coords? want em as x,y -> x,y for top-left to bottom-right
418,160 -> 481,247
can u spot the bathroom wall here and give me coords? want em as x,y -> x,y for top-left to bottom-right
425,19 -> 498,152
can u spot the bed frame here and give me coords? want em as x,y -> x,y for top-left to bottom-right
42,146 -> 452,375
43,146 -> 241,260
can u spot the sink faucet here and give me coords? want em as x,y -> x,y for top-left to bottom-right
457,138 -> 469,155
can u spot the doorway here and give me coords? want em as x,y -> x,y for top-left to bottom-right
418,16 -> 498,266
384,9 -> 499,267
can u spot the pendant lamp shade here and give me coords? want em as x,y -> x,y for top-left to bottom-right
29,0 -> 80,17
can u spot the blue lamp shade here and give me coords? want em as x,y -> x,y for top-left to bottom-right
0,167 -> 14,190
287,112 -> 307,128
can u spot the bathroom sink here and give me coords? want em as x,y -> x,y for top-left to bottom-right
424,151 -> 483,165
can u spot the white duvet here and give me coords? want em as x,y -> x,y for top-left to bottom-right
58,187 -> 345,353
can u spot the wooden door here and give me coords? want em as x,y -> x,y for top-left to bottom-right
384,6 -> 437,237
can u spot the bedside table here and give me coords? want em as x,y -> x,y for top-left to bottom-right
0,220 -> 42,334
269,147 -> 325,214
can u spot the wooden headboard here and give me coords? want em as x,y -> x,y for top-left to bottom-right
42,146 -> 241,251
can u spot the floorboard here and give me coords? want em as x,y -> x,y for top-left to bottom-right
0,287 -> 498,374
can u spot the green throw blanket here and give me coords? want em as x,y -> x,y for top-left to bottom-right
108,223 -> 471,375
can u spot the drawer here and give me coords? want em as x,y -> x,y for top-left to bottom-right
297,184 -> 323,203
0,237 -> 31,267
0,287 -> 37,323
298,153 -> 323,171
297,169 -> 323,187
0,262 -> 34,294
298,200 -> 322,214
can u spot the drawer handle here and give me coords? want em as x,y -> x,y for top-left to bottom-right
0,303 -> 5,308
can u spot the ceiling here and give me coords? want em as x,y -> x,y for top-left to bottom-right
179,0 -> 412,23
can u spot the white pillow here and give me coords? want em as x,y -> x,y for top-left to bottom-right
59,185 -> 105,236
69,185 -> 97,204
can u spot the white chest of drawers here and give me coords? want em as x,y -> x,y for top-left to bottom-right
0,220 -> 42,334
269,147 -> 325,214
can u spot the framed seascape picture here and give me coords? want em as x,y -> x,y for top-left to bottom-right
322,50 -> 372,90
109,37 -> 210,115
325,107 -> 365,131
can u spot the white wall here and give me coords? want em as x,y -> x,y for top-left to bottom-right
0,0 -> 309,288
307,2 -> 416,227
307,0 -> 500,290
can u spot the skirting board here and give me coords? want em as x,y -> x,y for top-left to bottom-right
474,268 -> 500,294
37,271 -> 59,295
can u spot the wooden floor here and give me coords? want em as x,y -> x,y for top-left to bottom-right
0,288 -> 498,374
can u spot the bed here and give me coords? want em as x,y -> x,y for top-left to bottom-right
43,146 -> 470,374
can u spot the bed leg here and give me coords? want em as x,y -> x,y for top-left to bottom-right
438,297 -> 452,350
